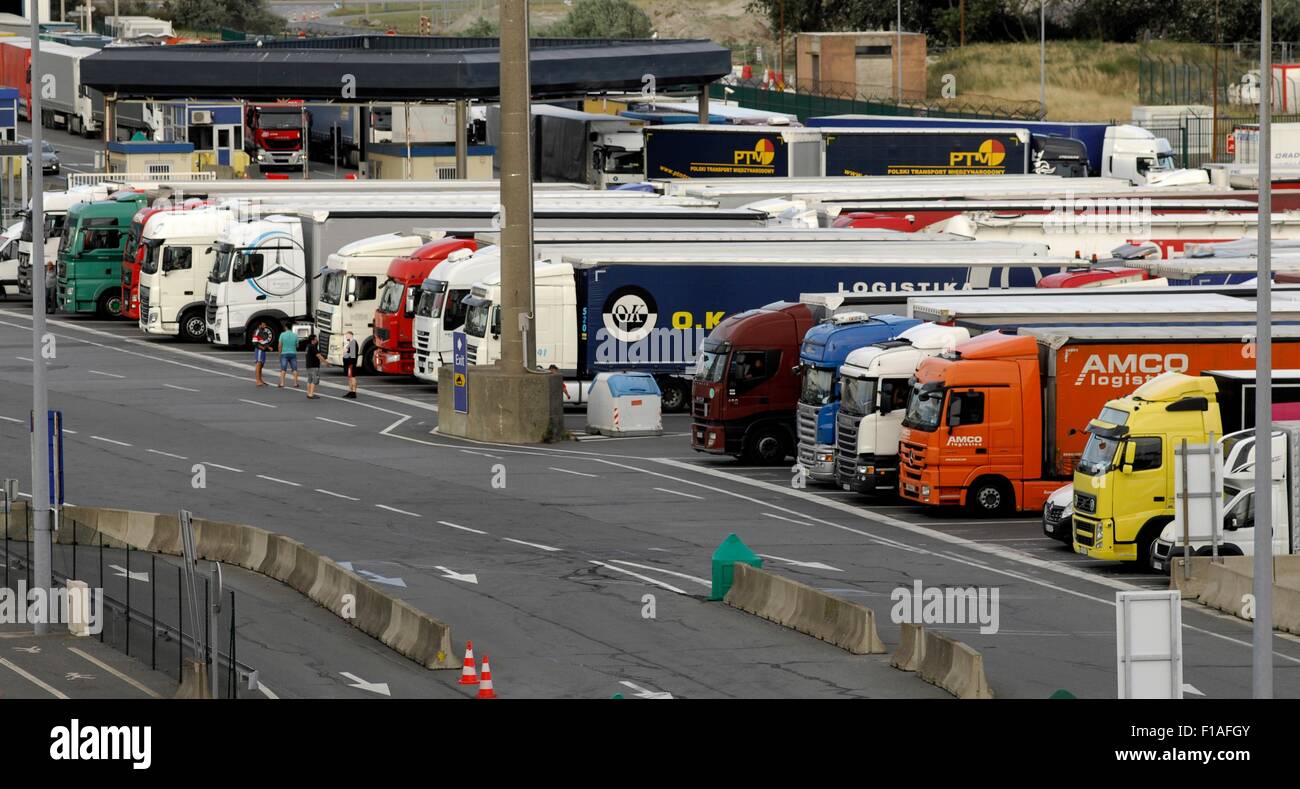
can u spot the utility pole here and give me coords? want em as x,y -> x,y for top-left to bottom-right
30,0 -> 53,637
778,0 -> 784,88
1040,1 -> 1046,115
1253,0 -> 1275,700
896,1 -> 902,101
499,0 -> 532,373
960,0 -> 965,47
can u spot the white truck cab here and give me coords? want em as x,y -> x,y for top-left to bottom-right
1101,124 -> 1210,186
462,260 -> 578,376
834,322 -> 971,494
316,231 -> 434,366
205,215 -> 306,347
139,207 -> 234,340
412,245 -> 500,383
17,185 -> 113,296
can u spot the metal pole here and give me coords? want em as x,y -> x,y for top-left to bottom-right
125,545 -> 130,656
897,1 -> 902,101
1253,0 -> 1274,700
151,553 -> 156,670
499,0 -> 534,371
778,0 -> 784,87
1039,1 -> 1046,114
301,108 -> 309,180
29,0 -> 52,637
455,100 -> 468,179
697,85 -> 708,124
177,565 -> 182,676
404,102 -> 412,181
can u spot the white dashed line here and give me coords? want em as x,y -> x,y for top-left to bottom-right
502,537 -> 562,552
146,449 -> 187,460
315,417 -> 356,427
549,467 -> 598,478
165,383 -> 200,393
460,449 -> 502,459
89,370 -> 124,379
654,487 -> 703,500
607,560 -> 712,588
238,398 -> 277,409
437,520 -> 486,535
314,488 -> 360,501
257,474 -> 301,487
15,355 -> 31,362
202,462 -> 244,473
90,435 -> 132,447
762,512 -> 813,527
588,560 -> 689,595
376,504 -> 421,518
62,429 -> 77,434
0,415 -> 22,423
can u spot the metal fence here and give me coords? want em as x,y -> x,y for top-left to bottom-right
1,505 -> 253,699
1140,43 -> 1300,107
1131,111 -> 1300,168
67,171 -> 217,188
711,78 -> 1044,123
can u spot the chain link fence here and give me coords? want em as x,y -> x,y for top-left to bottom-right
1140,43 -> 1300,107
1130,111 -> 1300,169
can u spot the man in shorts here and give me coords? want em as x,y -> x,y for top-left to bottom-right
253,339 -> 268,386
342,331 -> 360,399
305,334 -> 325,399
278,326 -> 300,389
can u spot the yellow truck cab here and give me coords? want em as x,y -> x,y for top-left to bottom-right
1072,372 -> 1221,564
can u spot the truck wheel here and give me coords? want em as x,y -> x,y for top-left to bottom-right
1135,518 -> 1174,569
743,425 -> 790,465
362,342 -> 378,374
96,290 -> 122,318
247,317 -> 280,349
179,308 -> 207,343
967,477 -> 1013,517
658,378 -> 688,413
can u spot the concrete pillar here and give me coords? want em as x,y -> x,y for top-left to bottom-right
455,99 -> 468,179
698,85 -> 709,124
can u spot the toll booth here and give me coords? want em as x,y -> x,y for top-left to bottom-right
105,140 -> 195,176
366,143 -> 494,180
0,87 -> 17,142
162,102 -> 249,176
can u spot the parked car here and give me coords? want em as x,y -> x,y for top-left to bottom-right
24,139 -> 60,176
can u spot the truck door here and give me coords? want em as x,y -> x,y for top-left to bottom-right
939,389 -> 989,489
1116,435 -> 1166,542
727,349 -> 781,419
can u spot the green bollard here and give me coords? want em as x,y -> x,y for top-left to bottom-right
709,533 -> 762,601
1049,689 -> 1077,699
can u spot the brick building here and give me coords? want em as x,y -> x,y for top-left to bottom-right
795,31 -> 927,101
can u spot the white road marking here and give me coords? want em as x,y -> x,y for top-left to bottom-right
258,681 -> 279,700
257,474 -> 301,487
146,449 -> 187,460
62,429 -> 77,434
0,657 -> 69,698
315,488 -> 359,501
164,383 -> 199,392
460,449 -> 502,459
315,417 -> 356,427
501,537 -> 561,552
0,415 -> 22,423
607,560 -> 711,587
653,487 -> 703,500
618,680 -> 674,699
67,647 -> 161,698
762,512 -> 813,527
376,504 -> 420,517
589,560 -> 689,595
549,466 -> 598,478
433,565 -> 478,584
203,462 -> 244,473
437,520 -> 486,534
238,398 -> 277,409
90,435 -> 131,447
15,355 -> 31,361
339,671 -> 391,697
757,554 -> 844,573
88,369 -> 124,379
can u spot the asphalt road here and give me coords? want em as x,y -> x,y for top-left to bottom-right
2,306 -> 1300,699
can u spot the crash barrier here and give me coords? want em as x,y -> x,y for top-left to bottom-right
915,629 -> 994,700
723,562 -> 885,654
174,659 -> 212,700
888,622 -> 924,672
1167,555 -> 1256,599
2,504 -> 455,669
1190,558 -> 1300,636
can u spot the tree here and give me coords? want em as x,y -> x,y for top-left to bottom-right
461,18 -> 500,37
170,0 -> 283,35
546,0 -> 653,39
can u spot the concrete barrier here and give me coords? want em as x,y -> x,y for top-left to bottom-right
1195,560 -> 1300,636
723,563 -> 885,654
12,504 -> 456,670
889,623 -> 925,672
917,630 -> 993,699
173,659 -> 212,699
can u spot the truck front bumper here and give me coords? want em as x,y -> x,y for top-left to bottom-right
836,454 -> 898,494
376,346 -> 413,376
1072,515 -> 1137,561
691,421 -> 739,456
797,444 -> 837,482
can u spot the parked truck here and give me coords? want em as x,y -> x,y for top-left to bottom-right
366,237 -> 477,374
307,104 -> 465,168
137,207 -> 237,340
899,325 -> 1300,517
37,42 -> 98,135
56,191 -> 151,316
487,104 -> 645,189
643,124 -> 825,179
821,127 -> 1069,177
17,185 -> 116,296
246,103 -> 307,170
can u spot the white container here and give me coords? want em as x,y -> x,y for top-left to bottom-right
586,372 -> 663,437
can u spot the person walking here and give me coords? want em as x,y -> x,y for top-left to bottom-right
305,334 -> 325,399
44,261 -> 56,314
253,337 -> 269,386
277,325 -> 300,389
341,330 -> 360,399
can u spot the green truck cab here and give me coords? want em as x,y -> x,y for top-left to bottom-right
57,192 -> 149,317
1072,373 -> 1222,565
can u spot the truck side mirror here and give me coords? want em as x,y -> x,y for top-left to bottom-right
345,278 -> 357,304
1120,442 -> 1137,472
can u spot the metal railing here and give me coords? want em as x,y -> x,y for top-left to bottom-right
67,171 -> 218,188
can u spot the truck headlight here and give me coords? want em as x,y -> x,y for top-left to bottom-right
921,485 -> 931,498
67,287 -> 74,295
148,308 -> 160,324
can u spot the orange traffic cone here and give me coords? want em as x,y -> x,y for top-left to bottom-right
458,641 -> 479,685
477,656 -> 496,699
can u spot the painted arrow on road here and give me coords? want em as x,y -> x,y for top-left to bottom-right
619,680 -> 673,699
110,564 -> 150,582
357,570 -> 407,588
757,554 -> 843,572
433,566 -> 478,584
340,672 -> 391,697
1182,683 -> 1206,697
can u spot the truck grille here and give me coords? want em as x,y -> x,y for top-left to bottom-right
263,138 -> 300,151
466,341 -> 478,365
796,402 -> 818,467
314,308 -> 333,352
139,284 -> 150,318
1073,517 -> 1095,547
835,411 -> 860,481
414,329 -> 430,353
1044,502 -> 1067,523
899,440 -> 926,482
205,295 -> 217,324
1074,491 -> 1096,514
692,396 -> 707,419
17,251 -> 30,294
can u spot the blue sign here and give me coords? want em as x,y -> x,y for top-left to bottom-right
30,410 -> 64,508
452,331 -> 468,414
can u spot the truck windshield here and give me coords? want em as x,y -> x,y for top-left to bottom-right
464,299 -> 492,338
415,280 -> 446,318
799,368 -> 836,406
258,111 -> 302,130
321,270 -> 345,306
695,349 -> 728,383
57,223 -> 76,257
140,240 -> 162,275
210,244 -> 233,283
377,280 -> 404,314
1077,431 -> 1121,476
902,383 -> 944,431
124,223 -> 142,261
841,377 -> 876,417
443,288 -> 471,330
604,150 -> 644,174
19,213 -> 31,242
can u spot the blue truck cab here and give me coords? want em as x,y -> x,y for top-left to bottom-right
796,312 -> 920,482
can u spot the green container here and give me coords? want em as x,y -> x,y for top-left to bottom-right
709,533 -> 762,601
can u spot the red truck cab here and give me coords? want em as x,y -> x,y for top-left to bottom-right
1036,266 -> 1151,288
691,302 -> 820,463
245,102 -> 306,170
373,238 -> 478,375
832,211 -> 956,231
